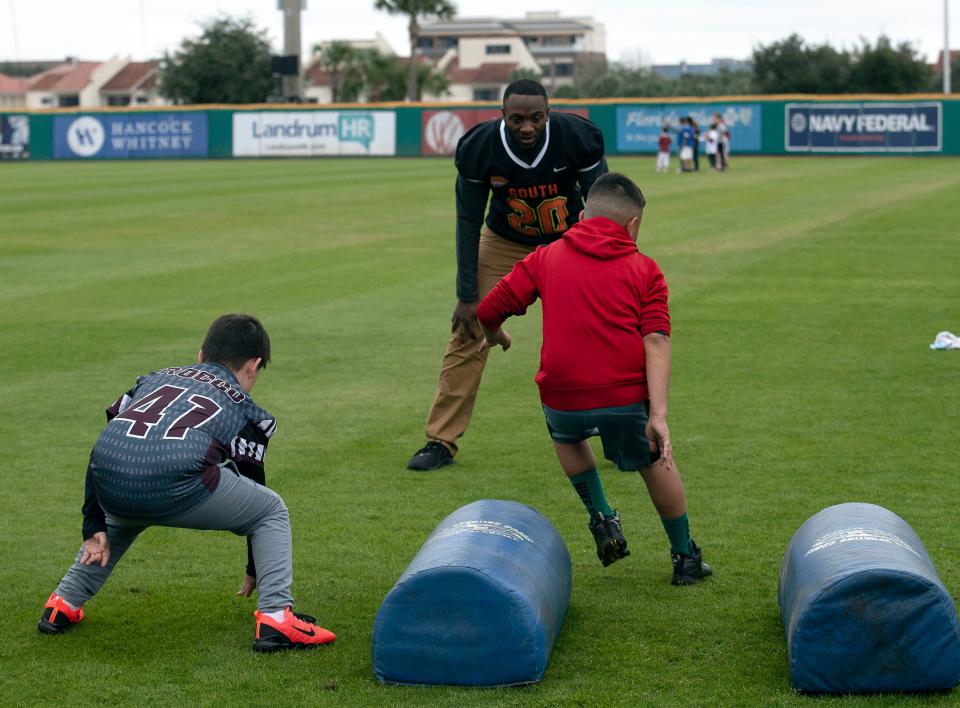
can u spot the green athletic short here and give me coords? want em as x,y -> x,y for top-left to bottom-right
543,401 -> 661,471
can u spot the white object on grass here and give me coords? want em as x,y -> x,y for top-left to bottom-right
930,331 -> 960,350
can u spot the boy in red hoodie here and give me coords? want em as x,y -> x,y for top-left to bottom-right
477,173 -> 711,585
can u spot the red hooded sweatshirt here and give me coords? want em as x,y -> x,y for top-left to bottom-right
477,216 -> 670,411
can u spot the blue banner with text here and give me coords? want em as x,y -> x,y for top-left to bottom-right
785,103 -> 941,152
616,103 -> 761,153
53,113 -> 208,159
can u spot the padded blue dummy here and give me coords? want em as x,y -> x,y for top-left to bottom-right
372,499 -> 571,686
779,502 -> 960,693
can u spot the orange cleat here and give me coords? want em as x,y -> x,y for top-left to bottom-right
38,593 -> 84,634
253,608 -> 335,652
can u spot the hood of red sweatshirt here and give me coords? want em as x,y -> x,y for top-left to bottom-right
561,216 -> 638,260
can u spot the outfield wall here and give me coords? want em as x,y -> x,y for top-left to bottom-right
4,96 -> 960,161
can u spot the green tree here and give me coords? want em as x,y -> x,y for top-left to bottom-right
359,51 -> 449,101
585,71 -> 627,98
356,50 -> 402,102
373,0 -> 456,101
159,16 -> 274,104
675,68 -> 754,97
848,36 -> 932,93
752,34 -> 850,93
508,67 -> 542,83
552,84 -> 581,99
929,55 -> 960,92
314,41 -> 365,102
806,45 -> 851,94
752,33 -> 930,94
559,62 -> 753,99
0,61 -> 59,77
414,60 -> 451,99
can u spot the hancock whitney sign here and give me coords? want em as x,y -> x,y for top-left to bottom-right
53,113 -> 208,158
786,102 -> 941,153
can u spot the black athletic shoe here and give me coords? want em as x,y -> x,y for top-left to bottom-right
407,441 -> 454,470
588,511 -> 631,567
671,540 -> 713,585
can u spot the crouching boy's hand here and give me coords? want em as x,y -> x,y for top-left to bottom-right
480,326 -> 511,353
236,573 -> 256,597
80,532 -> 110,567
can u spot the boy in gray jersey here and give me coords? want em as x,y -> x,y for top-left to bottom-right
38,314 -> 335,652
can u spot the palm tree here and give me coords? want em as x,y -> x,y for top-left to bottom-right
373,0 -> 456,101
359,50 -> 403,102
358,50 -> 451,102
415,61 -> 451,100
315,40 -> 359,102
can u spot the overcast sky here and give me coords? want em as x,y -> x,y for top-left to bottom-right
2,0 -> 953,66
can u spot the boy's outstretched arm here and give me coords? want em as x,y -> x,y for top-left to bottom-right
477,253 -> 541,354
479,324 -> 511,353
643,332 -> 673,465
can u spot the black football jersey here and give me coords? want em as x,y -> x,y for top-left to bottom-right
455,112 -> 605,248
89,362 -> 275,520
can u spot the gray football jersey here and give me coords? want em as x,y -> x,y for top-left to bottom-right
90,362 -> 276,519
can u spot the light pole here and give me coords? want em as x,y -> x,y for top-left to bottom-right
946,0 -> 952,94
279,0 -> 303,101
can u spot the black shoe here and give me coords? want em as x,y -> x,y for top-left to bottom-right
671,540 -> 713,585
588,512 -> 630,567
407,441 -> 454,470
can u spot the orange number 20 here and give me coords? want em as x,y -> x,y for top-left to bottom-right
507,196 -> 569,237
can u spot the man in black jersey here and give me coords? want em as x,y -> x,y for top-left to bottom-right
408,79 -> 608,471
38,314 -> 335,652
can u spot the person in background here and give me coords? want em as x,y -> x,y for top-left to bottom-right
714,112 -> 731,170
704,122 -> 720,170
691,118 -> 701,172
656,125 -> 672,174
677,118 -> 694,173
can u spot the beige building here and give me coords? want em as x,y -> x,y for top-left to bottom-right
0,74 -> 27,109
302,12 -> 605,104
100,61 -> 162,106
25,59 -> 127,109
418,11 -> 606,98
2,59 -> 166,110
430,35 -> 542,101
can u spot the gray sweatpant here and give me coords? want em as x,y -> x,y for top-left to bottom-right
56,464 -> 294,612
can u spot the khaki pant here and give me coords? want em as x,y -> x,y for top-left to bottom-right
424,229 -> 537,454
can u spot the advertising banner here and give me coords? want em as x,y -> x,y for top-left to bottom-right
233,111 -> 396,156
616,104 -> 761,153
0,115 -> 29,159
421,108 -> 590,156
785,102 -> 941,152
53,113 -> 208,159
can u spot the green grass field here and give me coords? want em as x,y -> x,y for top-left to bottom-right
2,155 -> 959,706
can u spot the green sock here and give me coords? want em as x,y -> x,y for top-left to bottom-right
568,468 -> 613,520
661,513 -> 693,555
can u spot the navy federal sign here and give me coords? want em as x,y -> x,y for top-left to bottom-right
786,102 -> 941,153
